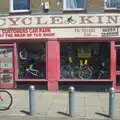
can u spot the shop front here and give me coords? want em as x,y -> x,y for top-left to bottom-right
0,13 -> 120,91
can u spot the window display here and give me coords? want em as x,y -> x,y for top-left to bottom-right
60,42 -> 110,79
17,42 -> 46,79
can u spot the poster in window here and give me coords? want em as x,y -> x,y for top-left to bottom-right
0,48 -> 13,69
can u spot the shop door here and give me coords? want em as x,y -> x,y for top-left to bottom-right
0,45 -> 14,88
116,48 -> 120,90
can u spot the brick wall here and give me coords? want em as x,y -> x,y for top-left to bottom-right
0,0 -> 9,14
0,0 -> 117,14
32,0 -> 62,13
87,0 -> 104,11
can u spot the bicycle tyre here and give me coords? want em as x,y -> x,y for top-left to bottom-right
0,90 -> 13,110
71,66 -> 82,79
79,65 -> 92,79
60,65 -> 72,79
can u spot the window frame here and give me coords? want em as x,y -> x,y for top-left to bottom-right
104,0 -> 120,10
63,0 -> 86,11
10,0 -> 31,13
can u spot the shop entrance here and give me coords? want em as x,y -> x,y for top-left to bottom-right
116,48 -> 120,90
0,44 -> 14,88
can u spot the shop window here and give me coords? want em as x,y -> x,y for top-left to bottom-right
60,42 -> 110,79
115,42 -> 120,45
63,0 -> 86,10
105,0 -> 120,9
116,49 -> 120,71
10,0 -> 31,13
116,75 -> 120,86
17,42 -> 46,79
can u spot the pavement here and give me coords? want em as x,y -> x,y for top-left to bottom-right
0,89 -> 120,120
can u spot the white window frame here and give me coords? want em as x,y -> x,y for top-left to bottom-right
104,0 -> 120,10
10,0 -> 31,13
63,0 -> 86,11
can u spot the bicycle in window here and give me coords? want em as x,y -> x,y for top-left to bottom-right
71,59 -> 91,79
19,63 -> 44,79
78,59 -> 109,79
19,48 -> 45,79
60,56 -> 73,79
60,56 -> 109,79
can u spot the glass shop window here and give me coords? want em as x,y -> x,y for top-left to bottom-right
17,42 -> 46,79
60,42 -> 110,79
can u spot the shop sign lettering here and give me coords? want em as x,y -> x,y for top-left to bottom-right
0,27 -> 120,39
0,28 -> 55,38
74,28 -> 98,37
0,14 -> 120,28
101,28 -> 118,37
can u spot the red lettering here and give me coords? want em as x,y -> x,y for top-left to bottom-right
43,33 -> 55,36
34,33 -> 41,37
14,33 -> 25,37
39,28 -> 51,32
29,28 -> 39,33
27,33 -> 32,37
0,34 -> 4,37
5,34 -> 13,37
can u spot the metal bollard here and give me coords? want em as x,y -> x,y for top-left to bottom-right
109,87 -> 115,119
69,86 -> 75,118
29,85 -> 36,116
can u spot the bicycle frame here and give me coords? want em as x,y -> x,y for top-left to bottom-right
26,68 -> 40,76
90,59 -> 109,79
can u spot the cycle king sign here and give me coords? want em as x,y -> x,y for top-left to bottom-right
0,14 -> 120,28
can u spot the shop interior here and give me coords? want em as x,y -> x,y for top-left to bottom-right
17,42 -> 46,79
60,42 -> 110,79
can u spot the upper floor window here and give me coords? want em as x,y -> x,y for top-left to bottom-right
10,0 -> 31,13
105,0 -> 120,9
63,0 -> 86,10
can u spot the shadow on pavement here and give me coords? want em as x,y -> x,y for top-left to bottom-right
20,110 -> 30,115
95,112 -> 110,118
57,111 -> 69,117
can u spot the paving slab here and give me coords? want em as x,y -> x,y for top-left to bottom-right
85,99 -> 101,106
0,90 -> 119,120
9,116 -> 23,120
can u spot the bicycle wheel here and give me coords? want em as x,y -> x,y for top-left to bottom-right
79,65 -> 92,79
0,90 -> 13,110
71,66 -> 82,79
19,50 -> 28,60
60,65 -> 72,79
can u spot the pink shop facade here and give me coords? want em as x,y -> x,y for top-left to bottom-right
0,13 -> 120,91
